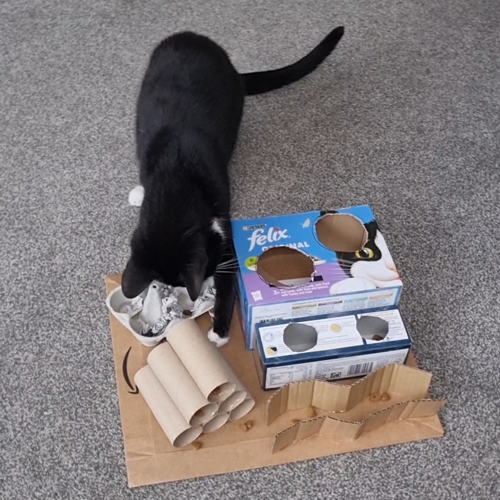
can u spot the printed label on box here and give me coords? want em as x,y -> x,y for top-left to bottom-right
260,315 -> 365,359
264,349 -> 410,389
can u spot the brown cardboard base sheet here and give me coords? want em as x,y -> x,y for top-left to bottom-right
104,274 -> 444,488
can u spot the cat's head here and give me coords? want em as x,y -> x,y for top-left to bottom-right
121,200 -> 227,301
335,220 -> 400,286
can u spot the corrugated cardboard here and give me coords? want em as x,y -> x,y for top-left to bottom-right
273,399 -> 444,453
105,274 -> 444,488
266,364 -> 445,453
266,363 -> 436,424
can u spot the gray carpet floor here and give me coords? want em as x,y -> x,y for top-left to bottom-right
2,0 -> 499,498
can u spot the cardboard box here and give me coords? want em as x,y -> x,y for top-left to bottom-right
231,205 -> 403,349
105,274 -> 444,488
254,307 -> 412,389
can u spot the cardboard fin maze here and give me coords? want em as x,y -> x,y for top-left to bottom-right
267,364 -> 446,453
272,399 -> 445,453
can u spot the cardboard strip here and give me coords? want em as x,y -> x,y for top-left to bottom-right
272,398 -> 445,453
147,343 -> 218,426
134,366 -> 203,448
167,319 -> 236,402
267,363 -> 433,425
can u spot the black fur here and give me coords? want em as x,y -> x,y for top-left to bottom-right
122,27 -> 345,341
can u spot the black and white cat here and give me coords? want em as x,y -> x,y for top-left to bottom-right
321,212 -> 402,294
121,28 -> 345,346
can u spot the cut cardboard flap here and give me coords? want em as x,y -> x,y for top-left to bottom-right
256,246 -> 314,287
267,364 -> 433,425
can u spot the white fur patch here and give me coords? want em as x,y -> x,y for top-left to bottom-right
208,328 -> 229,347
128,185 -> 145,207
211,218 -> 225,240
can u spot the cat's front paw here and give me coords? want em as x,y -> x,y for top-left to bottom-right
128,185 -> 145,207
208,328 -> 229,348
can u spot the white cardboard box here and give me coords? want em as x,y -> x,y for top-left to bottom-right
254,307 -> 412,390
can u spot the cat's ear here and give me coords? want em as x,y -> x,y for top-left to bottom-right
121,257 -> 155,298
182,252 -> 208,302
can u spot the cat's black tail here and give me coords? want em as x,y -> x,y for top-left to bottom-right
242,26 -> 344,96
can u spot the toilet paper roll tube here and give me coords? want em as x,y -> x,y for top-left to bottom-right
134,365 -> 202,448
211,349 -> 250,414
229,398 -> 256,421
167,319 -> 236,403
147,343 -> 219,426
202,412 -> 230,434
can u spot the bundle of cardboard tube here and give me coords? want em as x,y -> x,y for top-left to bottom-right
134,319 -> 255,448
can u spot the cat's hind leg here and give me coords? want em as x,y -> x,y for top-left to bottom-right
128,185 -> 145,207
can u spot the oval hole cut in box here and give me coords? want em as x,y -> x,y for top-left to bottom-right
202,413 -> 230,434
356,316 -> 389,341
256,247 -> 314,288
283,323 -> 318,352
315,213 -> 368,253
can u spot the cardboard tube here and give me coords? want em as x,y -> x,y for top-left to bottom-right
167,319 -> 236,402
218,390 -> 248,414
147,343 -> 218,426
211,350 -> 250,413
229,397 -> 256,421
202,413 -> 230,434
134,366 -> 202,448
